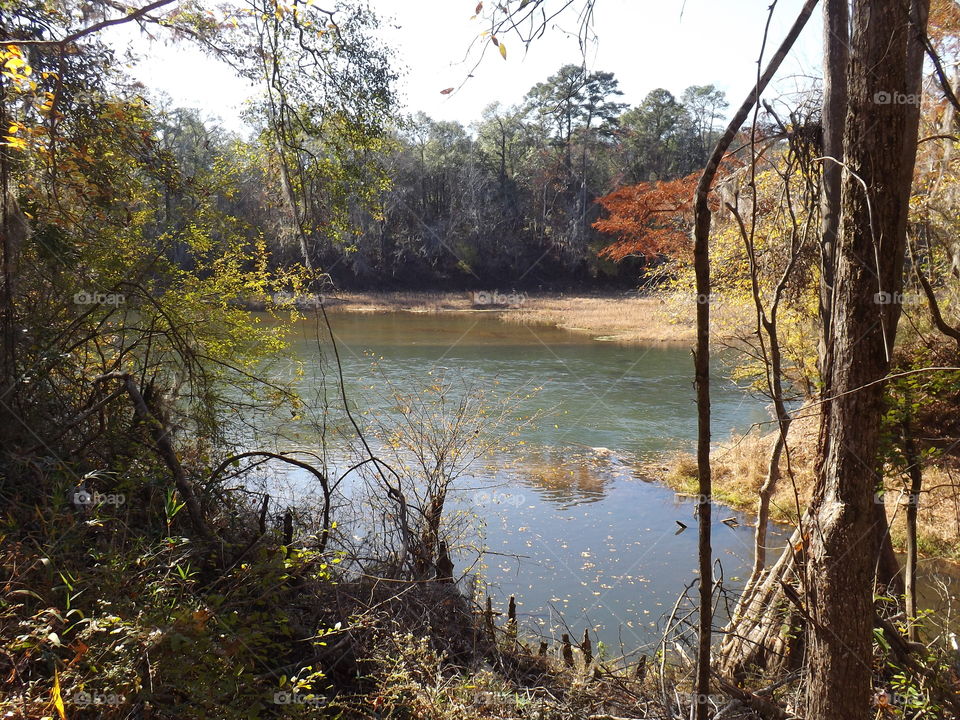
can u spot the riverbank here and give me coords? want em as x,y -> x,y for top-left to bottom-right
319,290 -> 749,345
642,409 -> 960,562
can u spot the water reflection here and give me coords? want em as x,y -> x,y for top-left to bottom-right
502,446 -> 627,507
458,450 -> 789,653
254,312 -> 790,651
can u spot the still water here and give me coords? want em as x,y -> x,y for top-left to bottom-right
256,311 -> 789,654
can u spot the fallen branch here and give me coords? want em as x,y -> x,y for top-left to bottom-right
94,371 -> 216,544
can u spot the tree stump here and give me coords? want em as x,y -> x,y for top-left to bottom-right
506,595 -> 517,640
561,633 -> 574,667
435,540 -> 454,582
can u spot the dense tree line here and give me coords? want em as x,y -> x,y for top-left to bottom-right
155,69 -> 727,289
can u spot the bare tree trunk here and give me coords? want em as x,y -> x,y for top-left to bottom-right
747,431 -> 786,590
96,371 -> 216,545
0,71 -> 23,441
805,2 -> 928,718
900,417 -> 923,642
275,138 -> 314,272
690,4 -> 820,715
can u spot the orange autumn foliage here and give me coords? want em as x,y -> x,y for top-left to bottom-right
594,172 -> 699,263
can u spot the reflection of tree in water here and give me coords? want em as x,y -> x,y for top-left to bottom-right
509,445 -> 630,505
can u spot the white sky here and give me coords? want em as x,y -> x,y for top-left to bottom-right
105,0 -> 825,133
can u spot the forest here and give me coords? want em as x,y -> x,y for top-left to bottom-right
1,1 -> 960,720
68,68 -> 729,289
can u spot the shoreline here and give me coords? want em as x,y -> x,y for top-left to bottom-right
309,289 -> 748,346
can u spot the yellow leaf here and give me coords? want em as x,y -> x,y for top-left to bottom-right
499,41 -> 507,59
51,669 -> 66,720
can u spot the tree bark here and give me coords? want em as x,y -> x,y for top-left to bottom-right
805,2 -> 928,718
818,0 -> 849,383
900,416 -> 923,642
747,430 -> 786,591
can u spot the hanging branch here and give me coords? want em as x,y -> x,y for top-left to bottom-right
209,450 -> 333,553
690,1 -> 820,718
1,0 -> 177,46
909,240 -> 960,350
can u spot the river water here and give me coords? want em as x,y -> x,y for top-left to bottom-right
252,311 -> 956,655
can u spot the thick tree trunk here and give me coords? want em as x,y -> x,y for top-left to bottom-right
721,1 -> 926,704
818,0 -> 848,383
805,2 -> 928,718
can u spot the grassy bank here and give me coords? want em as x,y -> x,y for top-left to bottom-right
321,290 -> 751,345
643,409 -> 960,562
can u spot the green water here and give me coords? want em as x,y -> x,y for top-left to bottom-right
253,311 -> 956,654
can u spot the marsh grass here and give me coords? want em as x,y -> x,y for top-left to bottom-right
649,408 -> 960,561
324,290 -> 752,345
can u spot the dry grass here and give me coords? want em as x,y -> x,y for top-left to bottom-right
325,291 -> 480,314
640,407 -> 819,525
324,290 -> 751,345
883,463 -> 960,560
646,407 -> 960,560
502,292 -> 700,344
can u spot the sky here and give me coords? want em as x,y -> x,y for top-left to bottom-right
105,0 -> 825,133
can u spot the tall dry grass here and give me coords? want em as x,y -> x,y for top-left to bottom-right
651,406 -> 960,559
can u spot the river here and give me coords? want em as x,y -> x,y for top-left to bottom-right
250,311 -> 956,655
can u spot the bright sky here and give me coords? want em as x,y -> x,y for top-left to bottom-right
106,0 -> 825,133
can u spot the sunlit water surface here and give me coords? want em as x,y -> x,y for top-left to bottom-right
246,311 -> 957,653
